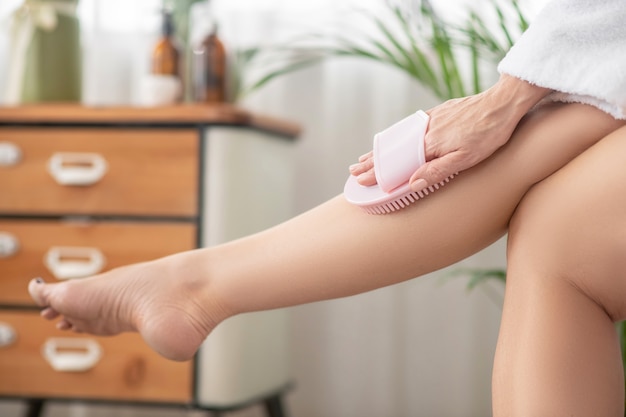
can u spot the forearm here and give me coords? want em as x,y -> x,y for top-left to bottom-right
480,74 -> 552,137
191,104 -> 623,317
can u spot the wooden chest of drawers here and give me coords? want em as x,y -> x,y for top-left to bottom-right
0,311 -> 192,402
0,104 -> 299,415
0,128 -> 198,216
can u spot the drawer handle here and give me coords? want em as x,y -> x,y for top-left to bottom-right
0,322 -> 17,348
0,141 -> 22,166
42,338 -> 103,372
0,232 -> 20,258
44,246 -> 106,280
48,152 -> 108,186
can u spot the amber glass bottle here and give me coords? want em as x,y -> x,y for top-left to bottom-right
152,11 -> 181,79
192,25 -> 227,103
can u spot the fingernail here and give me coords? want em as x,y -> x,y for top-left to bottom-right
410,179 -> 428,192
349,163 -> 360,173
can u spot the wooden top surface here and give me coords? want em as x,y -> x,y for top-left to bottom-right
0,103 -> 301,138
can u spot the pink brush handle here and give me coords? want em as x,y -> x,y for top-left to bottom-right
373,110 -> 429,193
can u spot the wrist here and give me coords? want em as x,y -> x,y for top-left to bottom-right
489,74 -> 552,119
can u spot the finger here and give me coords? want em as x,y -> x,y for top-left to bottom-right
409,153 -> 467,192
356,169 -> 377,186
349,155 -> 375,177
358,151 -> 373,162
349,162 -> 365,176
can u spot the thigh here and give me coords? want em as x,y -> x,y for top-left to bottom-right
508,125 -> 626,320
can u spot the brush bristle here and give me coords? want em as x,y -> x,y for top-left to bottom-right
363,174 -> 457,215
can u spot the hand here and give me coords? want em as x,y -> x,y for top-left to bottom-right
349,75 -> 551,191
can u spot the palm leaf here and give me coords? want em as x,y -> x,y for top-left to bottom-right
233,0 -> 530,101
445,268 -> 507,292
511,0 -> 530,32
237,55 -> 325,99
390,4 -> 444,97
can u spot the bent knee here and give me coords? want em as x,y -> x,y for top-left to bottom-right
508,126 -> 626,320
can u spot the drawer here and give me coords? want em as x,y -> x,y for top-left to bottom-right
0,128 -> 198,217
0,220 -> 196,305
0,311 -> 192,402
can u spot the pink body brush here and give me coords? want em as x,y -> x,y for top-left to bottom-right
344,110 -> 456,214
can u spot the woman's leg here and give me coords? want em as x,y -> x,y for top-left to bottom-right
29,104 -> 624,361
493,125 -> 626,417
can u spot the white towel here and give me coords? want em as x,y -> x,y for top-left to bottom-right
498,0 -> 626,120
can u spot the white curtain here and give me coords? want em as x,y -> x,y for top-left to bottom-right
0,1 -> 548,416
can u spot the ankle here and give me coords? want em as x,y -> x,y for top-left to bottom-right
169,250 -> 234,328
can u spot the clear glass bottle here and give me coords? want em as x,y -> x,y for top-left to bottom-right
191,12 -> 227,103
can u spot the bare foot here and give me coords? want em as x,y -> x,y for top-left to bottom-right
28,252 -> 231,361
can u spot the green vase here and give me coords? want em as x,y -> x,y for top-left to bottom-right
21,0 -> 82,102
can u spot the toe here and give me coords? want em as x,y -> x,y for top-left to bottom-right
56,319 -> 72,331
28,278 -> 50,307
40,307 -> 60,320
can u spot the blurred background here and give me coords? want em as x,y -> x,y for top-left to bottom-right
0,0 -> 548,416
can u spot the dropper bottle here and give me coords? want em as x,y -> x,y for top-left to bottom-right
151,10 -> 182,84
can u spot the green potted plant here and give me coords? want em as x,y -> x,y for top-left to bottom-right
231,0 -> 528,102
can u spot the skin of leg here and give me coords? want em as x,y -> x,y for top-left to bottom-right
493,126 -> 626,417
29,104 -> 624,361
